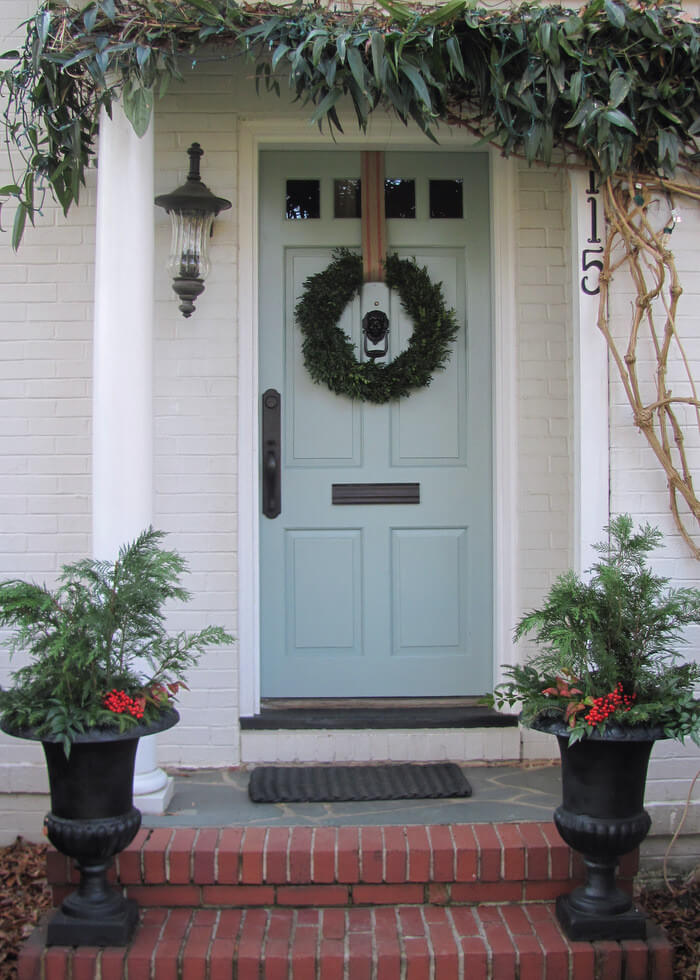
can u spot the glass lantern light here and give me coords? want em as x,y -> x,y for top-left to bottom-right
155,143 -> 231,318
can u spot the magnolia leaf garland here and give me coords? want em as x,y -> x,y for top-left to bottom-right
296,250 -> 459,404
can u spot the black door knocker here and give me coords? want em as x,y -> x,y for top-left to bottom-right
362,309 -> 389,360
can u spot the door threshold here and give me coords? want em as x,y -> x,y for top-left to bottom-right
240,698 -> 518,731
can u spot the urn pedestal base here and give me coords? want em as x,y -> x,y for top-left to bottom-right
555,893 -> 646,942
47,892 -> 139,947
44,807 -> 143,946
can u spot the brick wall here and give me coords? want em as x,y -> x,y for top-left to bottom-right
0,0 -> 95,797
152,65 -> 239,769
516,165 -> 573,616
607,185 -> 700,830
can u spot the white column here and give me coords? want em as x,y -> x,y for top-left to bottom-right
93,103 -> 173,813
570,169 -> 610,574
490,153 -> 519,685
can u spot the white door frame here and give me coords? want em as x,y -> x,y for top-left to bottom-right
237,117 -> 519,717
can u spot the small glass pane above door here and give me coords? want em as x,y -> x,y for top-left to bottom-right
286,180 -> 320,219
334,179 -> 362,218
385,179 -> 415,219
429,179 -> 464,218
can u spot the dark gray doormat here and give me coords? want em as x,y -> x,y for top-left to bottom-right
248,763 -> 472,803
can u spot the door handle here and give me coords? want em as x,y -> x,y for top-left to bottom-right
262,388 -> 281,518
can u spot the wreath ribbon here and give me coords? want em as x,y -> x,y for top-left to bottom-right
361,151 -> 386,283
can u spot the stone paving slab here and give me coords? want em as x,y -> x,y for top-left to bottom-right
143,763 -> 562,829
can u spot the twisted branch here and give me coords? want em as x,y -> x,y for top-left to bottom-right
598,179 -> 700,558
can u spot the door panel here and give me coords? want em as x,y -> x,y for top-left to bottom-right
259,150 -> 492,697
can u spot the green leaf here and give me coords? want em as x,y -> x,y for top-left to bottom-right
83,5 -> 97,34
604,108 -> 637,133
122,85 -> 153,138
657,105 -> 683,126
420,0 -> 467,27
370,31 -> 385,86
185,0 -> 223,17
11,202 -> 27,251
0,184 -> 20,196
271,44 -> 289,71
608,71 -> 631,109
565,98 -> 597,130
36,10 -> 52,46
309,88 -> 341,126
569,69 -> 583,105
346,45 -> 367,94
373,0 -> 413,28
400,62 -> 432,109
445,36 -> 465,79
604,0 -> 626,29
311,34 -> 328,68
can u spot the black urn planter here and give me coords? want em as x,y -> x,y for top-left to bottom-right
533,718 -> 663,942
2,709 -> 178,946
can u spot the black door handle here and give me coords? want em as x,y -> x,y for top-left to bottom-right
262,389 -> 281,518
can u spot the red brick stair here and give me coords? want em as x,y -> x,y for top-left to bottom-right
19,821 -> 673,979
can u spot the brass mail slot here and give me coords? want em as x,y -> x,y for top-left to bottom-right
332,483 -> 420,505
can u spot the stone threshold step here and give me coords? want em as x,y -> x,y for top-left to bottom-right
47,823 -> 639,910
19,904 -> 673,980
240,701 -> 517,730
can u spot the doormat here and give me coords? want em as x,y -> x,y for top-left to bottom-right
248,763 -> 472,803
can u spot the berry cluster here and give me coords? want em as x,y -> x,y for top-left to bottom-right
103,689 -> 145,720
584,683 -> 636,727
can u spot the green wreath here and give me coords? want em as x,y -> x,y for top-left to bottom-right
295,249 -> 459,404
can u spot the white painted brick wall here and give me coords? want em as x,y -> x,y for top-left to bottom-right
606,184 -> 700,829
516,165 -> 573,611
152,64 -> 239,770
0,1 -> 95,792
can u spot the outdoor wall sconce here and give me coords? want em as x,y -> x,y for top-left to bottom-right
155,142 -> 231,318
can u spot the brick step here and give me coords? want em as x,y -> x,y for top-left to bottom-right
46,822 -> 639,909
20,903 -> 673,980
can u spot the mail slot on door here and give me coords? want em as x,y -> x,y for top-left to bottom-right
332,483 -> 420,505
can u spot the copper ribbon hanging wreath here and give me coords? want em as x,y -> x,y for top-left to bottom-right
295,151 -> 459,404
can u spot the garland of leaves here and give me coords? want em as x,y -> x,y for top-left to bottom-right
1,0 -> 699,244
296,250 -> 458,403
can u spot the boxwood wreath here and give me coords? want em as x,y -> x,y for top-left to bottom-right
2,0 -> 700,551
297,249 -> 458,403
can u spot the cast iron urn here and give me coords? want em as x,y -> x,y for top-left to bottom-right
2,710 -> 178,946
534,718 -> 662,941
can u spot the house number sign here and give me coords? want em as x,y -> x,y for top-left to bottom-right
581,171 -> 603,296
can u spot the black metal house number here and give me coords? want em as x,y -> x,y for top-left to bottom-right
581,171 -> 603,296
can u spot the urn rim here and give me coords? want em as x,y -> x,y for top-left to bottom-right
528,714 -> 667,742
0,706 -> 180,744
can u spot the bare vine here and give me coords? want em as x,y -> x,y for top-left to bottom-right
598,179 -> 700,556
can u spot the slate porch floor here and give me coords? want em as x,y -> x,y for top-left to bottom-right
142,762 -> 562,829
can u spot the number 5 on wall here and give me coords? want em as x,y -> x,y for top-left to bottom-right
581,247 -> 604,296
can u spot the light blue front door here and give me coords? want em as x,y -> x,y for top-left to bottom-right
259,150 -> 492,697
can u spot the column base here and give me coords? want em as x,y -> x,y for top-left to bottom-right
134,775 -> 174,815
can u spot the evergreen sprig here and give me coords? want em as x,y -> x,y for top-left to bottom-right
296,249 -> 458,403
0,527 -> 233,753
1,0 -> 699,246
489,515 -> 700,743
